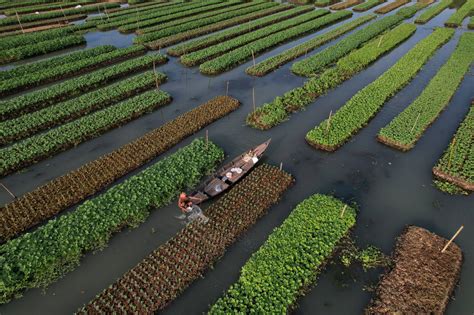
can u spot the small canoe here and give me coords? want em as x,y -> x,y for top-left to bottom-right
189,139 -> 271,204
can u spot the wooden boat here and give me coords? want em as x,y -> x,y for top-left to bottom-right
189,139 -> 271,204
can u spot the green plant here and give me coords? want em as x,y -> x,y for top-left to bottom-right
415,0 -> 453,24
445,0 -> 474,27
353,0 -> 386,12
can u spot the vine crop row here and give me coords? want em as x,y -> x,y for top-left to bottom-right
200,11 -> 352,75
166,5 -> 305,57
78,164 -> 293,314
0,53 -> 168,120
305,28 -> 454,152
378,32 -> 474,151
0,138 -> 224,304
247,23 -> 416,129
0,96 -> 240,242
180,9 -> 329,67
245,14 -> 376,77
291,5 -> 421,76
0,45 -> 146,96
209,194 -> 356,314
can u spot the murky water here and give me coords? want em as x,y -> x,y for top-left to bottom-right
0,3 -> 472,314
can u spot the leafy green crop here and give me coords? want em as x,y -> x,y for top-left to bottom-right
0,87 -> 170,177
246,14 -> 376,76
353,0 -> 386,11
3,1 -> 86,15
0,138 -> 224,304
181,9 -> 329,67
209,194 -> 356,313
167,5 -> 305,56
378,32 -> 474,151
291,5 -> 420,76
247,23 -> 417,129
0,53 -> 168,120
375,0 -> 410,14
445,0 -> 474,27
415,0 -> 453,24
305,28 -> 454,151
0,27 -> 76,50
0,45 -> 146,96
0,71 -> 162,145
200,11 -> 352,75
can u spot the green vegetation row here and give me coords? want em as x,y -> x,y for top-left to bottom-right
291,5 -> 420,76
0,2 -> 119,27
119,0 -> 242,33
445,0 -> 474,27
415,0 -> 453,24
433,104 -> 474,192
0,0 -> 95,11
209,194 -> 356,313
88,1 -> 173,20
247,23 -> 416,130
314,0 -> 339,7
135,2 -> 276,44
0,72 -> 161,145
375,0 -> 410,14
305,28 -> 454,151
0,45 -> 115,81
0,14 -> 85,33
0,138 -> 223,304
0,34 -> 85,65
167,5 -> 305,56
378,32 -> 474,151
246,14 -> 376,77
4,1 -> 86,15
181,9 -> 329,67
200,11 -> 352,75
96,0 -> 224,31
0,54 -> 168,121
0,88 -> 170,177
0,45 -> 146,96
353,0 -> 386,12
0,96 -> 239,242
135,1 -> 262,34
470,16 -> 474,28
0,26 -> 76,50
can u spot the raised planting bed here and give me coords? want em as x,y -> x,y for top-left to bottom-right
291,5 -> 421,76
415,0 -> 453,24
377,32 -> 474,151
0,138 -> 224,305
315,0 -> 341,7
0,25 -> 75,50
0,71 -> 161,145
0,34 -> 85,65
77,163 -> 293,313
88,1 -> 173,18
209,194 -> 356,313
0,87 -> 171,177
96,0 -> 226,31
145,4 -> 289,49
375,0 -> 410,14
330,0 -> 363,10
444,0 -> 474,27
0,14 -> 86,33
135,2 -> 278,44
118,1 -> 244,34
247,23 -> 417,129
305,28 -> 454,152
200,11 -> 352,75
0,45 -> 146,96
0,45 -> 115,81
353,0 -> 386,12
366,226 -> 463,313
0,54 -> 168,121
3,1 -> 87,15
167,5 -> 306,57
0,96 -> 240,242
245,14 -> 376,76
469,16 -> 474,28
432,103 -> 474,193
180,9 -> 329,67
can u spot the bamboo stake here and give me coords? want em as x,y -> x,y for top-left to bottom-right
377,35 -> 384,48
410,112 -> 421,133
0,182 -> 16,199
59,5 -> 68,23
279,162 -> 283,170
326,110 -> 332,133
441,225 -> 464,253
15,11 -> 24,34
226,81 -> 229,96
206,130 -> 209,150
447,137 -> 456,170
252,87 -> 256,112
251,49 -> 255,67
340,205 -> 347,218
153,60 -> 160,91
104,4 -> 109,19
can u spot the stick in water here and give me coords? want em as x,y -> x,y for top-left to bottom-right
252,87 -> 256,111
340,205 -> 347,218
441,225 -> 464,253
0,182 -> 16,199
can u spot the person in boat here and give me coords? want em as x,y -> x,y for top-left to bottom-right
177,193 -> 208,223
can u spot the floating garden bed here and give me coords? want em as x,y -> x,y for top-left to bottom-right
415,0 -> 453,24
444,0 -> 474,27
375,0 -> 410,14
353,0 -> 386,12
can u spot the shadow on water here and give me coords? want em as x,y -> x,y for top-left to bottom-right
0,4 -> 473,315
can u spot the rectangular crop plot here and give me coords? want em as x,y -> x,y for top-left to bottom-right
367,226 -> 462,314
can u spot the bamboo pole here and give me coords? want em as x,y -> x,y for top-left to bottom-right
153,60 -> 160,91
252,87 -> 256,112
340,205 -> 347,218
0,182 -> 16,199
377,35 -> 384,48
410,112 -> 421,133
15,11 -> 24,34
326,110 -> 332,133
441,225 -> 464,253
447,137 -> 456,170
279,162 -> 283,170
251,49 -> 255,67
206,130 -> 209,150
226,81 -> 229,96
